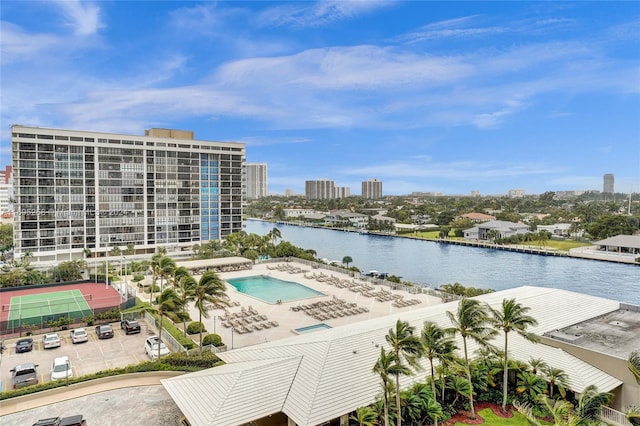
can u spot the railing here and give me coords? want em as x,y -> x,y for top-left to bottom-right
599,406 -> 632,426
143,311 -> 187,354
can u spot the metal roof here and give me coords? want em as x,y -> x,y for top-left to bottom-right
162,286 -> 624,426
596,235 -> 640,249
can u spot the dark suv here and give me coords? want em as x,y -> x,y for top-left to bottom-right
120,319 -> 141,335
95,324 -> 114,339
10,363 -> 39,389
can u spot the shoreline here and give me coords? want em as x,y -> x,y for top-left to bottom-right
256,219 -> 639,266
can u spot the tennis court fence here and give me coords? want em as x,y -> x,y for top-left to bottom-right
0,294 -> 136,336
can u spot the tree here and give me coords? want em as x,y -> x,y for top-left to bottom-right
385,319 -> 423,426
514,395 -> 579,426
109,246 -> 121,257
488,298 -> 538,412
373,347 -> 397,426
629,351 -> 640,384
350,406 -> 379,426
516,371 -> 547,404
193,271 -> 228,349
574,384 -> 613,422
155,288 -> 183,360
342,255 -> 353,268
543,366 -> 569,399
420,321 -> 457,404
446,298 -> 497,419
175,274 -> 197,336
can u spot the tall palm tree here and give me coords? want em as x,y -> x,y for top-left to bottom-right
446,297 -> 497,419
385,319 -> 423,426
175,274 -> 197,336
193,271 -> 228,349
373,347 -> 400,426
488,298 -> 538,412
420,321 -> 457,404
158,256 -> 176,293
155,288 -> 183,360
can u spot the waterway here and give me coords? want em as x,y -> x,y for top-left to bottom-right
245,220 -> 640,306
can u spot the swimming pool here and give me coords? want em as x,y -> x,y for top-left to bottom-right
226,275 -> 325,304
294,323 -> 332,334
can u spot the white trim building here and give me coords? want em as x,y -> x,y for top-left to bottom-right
11,125 -> 245,263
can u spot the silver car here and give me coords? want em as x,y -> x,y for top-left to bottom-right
42,333 -> 61,349
70,328 -> 88,344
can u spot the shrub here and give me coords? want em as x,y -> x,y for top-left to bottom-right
144,285 -> 160,293
187,321 -> 206,335
202,333 -> 223,347
132,274 -> 144,282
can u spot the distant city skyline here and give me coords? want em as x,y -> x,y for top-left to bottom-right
2,2 -> 639,195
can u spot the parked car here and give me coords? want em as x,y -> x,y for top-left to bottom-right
32,414 -> 87,426
70,328 -> 88,344
10,362 -> 39,389
144,336 -> 170,361
50,356 -> 73,381
42,333 -> 61,349
120,319 -> 141,335
15,337 -> 34,353
95,324 -> 114,339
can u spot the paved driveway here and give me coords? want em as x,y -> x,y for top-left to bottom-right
0,385 -> 183,426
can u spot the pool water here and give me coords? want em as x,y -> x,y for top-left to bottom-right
294,323 -> 332,334
226,275 -> 325,304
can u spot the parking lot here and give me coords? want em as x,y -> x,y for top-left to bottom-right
1,321 -> 153,392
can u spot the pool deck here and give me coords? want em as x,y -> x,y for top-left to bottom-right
181,261 -> 443,349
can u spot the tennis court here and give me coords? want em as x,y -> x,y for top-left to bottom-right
5,289 -> 93,329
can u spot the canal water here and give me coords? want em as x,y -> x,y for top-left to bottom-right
245,220 -> 640,306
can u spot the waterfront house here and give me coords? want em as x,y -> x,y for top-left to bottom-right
464,220 -> 530,241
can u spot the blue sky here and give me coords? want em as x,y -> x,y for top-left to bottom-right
1,1 -> 639,196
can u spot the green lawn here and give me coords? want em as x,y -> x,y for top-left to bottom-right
453,407 -> 550,425
524,240 -> 591,251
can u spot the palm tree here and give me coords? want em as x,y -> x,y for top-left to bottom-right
350,406 -> 378,426
574,384 -> 613,422
626,405 -> 640,426
342,255 -> 353,268
158,256 -> 176,293
516,371 -> 548,404
175,274 -> 197,336
372,347 -> 397,426
488,298 -> 538,412
193,271 -> 228,349
446,298 -> 496,419
514,395 -> 580,426
528,357 -> 549,375
629,351 -> 640,384
385,319 -> 423,426
420,321 -> 457,404
543,366 -> 569,399
155,288 -> 183,360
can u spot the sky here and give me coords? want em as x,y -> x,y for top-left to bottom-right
1,1 -> 639,196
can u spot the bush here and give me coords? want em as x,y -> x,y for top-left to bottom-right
187,321 -> 206,335
144,285 -> 160,293
133,274 -> 144,282
202,333 -> 223,347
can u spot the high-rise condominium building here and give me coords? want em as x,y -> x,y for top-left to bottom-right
11,125 -> 245,264
361,178 -> 382,199
245,163 -> 268,199
0,165 -> 12,213
603,174 -> 614,194
305,179 -> 335,199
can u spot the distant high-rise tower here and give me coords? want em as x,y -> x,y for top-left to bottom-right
603,174 -> 614,194
361,178 -> 382,199
305,179 -> 336,199
246,163 -> 268,199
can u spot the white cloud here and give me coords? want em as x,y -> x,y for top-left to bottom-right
53,0 -> 104,36
257,0 -> 396,28
0,22 -> 59,64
